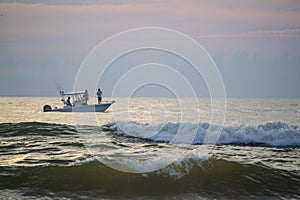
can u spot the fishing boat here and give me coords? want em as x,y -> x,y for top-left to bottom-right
43,86 -> 115,112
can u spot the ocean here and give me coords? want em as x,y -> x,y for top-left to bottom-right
0,97 -> 299,199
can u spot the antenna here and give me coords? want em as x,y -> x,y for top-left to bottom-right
56,82 -> 65,101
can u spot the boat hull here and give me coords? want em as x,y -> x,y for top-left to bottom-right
43,102 -> 114,112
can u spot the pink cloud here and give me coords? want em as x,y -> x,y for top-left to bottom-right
1,1 -> 300,60
197,29 -> 300,39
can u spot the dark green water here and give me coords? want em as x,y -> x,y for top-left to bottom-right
0,122 -> 299,199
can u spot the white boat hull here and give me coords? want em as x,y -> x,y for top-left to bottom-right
43,102 -> 114,112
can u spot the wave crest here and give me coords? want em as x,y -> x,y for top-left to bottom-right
108,121 -> 300,147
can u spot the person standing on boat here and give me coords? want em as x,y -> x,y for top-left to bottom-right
84,90 -> 89,103
66,96 -> 72,107
97,88 -> 103,104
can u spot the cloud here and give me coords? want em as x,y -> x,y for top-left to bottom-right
197,29 -> 300,39
0,0 -> 300,97
0,0 -> 164,6
0,0 -> 120,5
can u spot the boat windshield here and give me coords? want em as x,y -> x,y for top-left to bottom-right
63,90 -> 89,106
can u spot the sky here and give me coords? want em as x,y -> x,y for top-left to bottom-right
0,0 -> 300,98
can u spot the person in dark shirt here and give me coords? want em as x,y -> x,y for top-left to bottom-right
66,96 -> 72,106
97,88 -> 103,104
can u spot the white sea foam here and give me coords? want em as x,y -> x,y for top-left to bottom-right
110,121 -> 300,147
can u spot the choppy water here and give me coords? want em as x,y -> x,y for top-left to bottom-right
0,97 -> 300,199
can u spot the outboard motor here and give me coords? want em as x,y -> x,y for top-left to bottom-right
43,105 -> 52,112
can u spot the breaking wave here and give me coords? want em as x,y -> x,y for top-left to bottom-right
108,121 -> 300,147
0,122 -> 299,198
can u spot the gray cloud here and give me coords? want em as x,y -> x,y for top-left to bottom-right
0,1 -> 300,97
